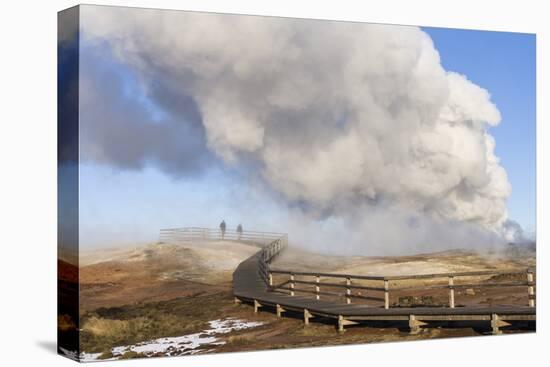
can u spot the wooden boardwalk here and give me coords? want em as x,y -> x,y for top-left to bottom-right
159,227 -> 535,334
232,238 -> 536,334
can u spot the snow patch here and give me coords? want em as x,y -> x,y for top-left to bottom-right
80,318 -> 263,362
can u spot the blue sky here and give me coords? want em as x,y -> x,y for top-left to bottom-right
423,27 -> 536,235
77,25 -> 537,247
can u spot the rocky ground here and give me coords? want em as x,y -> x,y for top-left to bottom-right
74,241 -> 535,361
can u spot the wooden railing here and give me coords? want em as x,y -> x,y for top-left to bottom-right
258,235 -> 288,286
159,226 -> 288,287
159,227 -> 285,245
160,226 -> 535,309
269,267 -> 536,309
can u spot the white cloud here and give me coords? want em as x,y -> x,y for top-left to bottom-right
79,6 -> 514,252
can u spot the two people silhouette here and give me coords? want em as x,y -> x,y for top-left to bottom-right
219,220 -> 243,240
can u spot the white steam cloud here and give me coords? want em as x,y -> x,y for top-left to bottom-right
80,6 -> 516,254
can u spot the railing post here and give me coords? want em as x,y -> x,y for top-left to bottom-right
315,275 -> 320,300
384,280 -> 390,309
527,270 -> 535,307
304,309 -> 312,325
269,272 -> 273,287
448,276 -> 455,308
337,315 -> 344,333
254,300 -> 261,313
491,313 -> 502,335
276,304 -> 284,318
346,277 -> 351,304
290,273 -> 295,296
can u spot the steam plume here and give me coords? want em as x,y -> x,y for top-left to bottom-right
79,6 -> 517,252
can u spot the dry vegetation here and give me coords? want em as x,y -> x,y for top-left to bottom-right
77,242 -> 535,357
80,292 -> 228,354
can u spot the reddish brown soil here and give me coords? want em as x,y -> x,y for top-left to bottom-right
79,260 -> 230,312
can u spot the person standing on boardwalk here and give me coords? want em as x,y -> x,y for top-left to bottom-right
237,223 -> 243,240
220,220 -> 226,240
